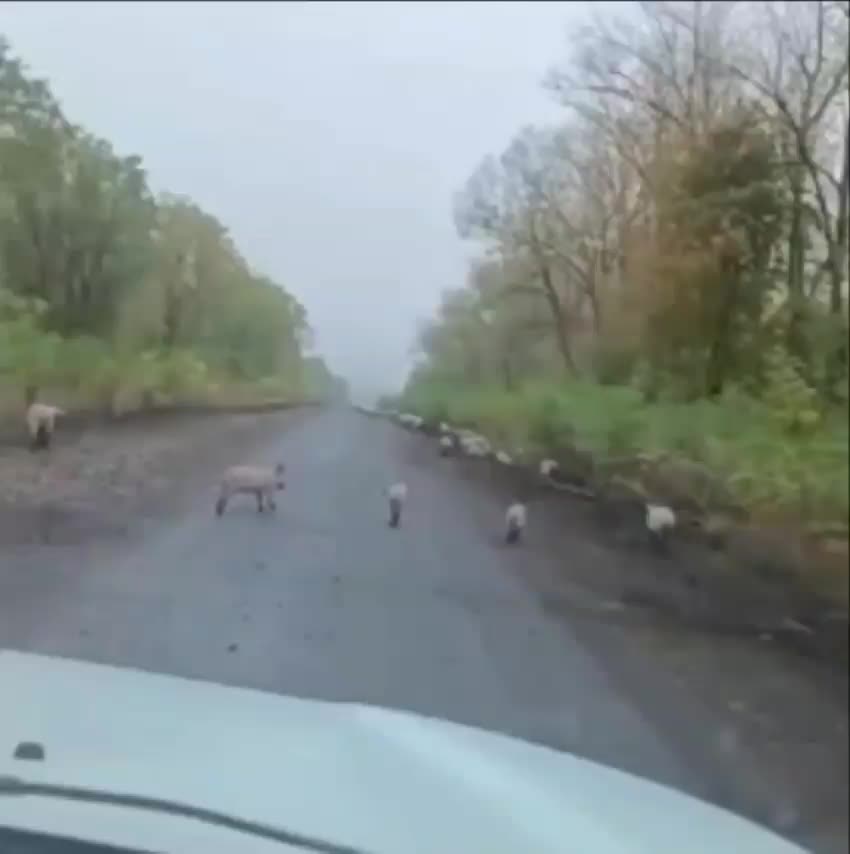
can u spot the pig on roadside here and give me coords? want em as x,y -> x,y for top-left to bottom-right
26,402 -> 65,451
215,463 -> 286,516
505,502 -> 527,545
386,481 -> 408,528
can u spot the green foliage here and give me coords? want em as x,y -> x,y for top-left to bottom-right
406,108 -> 847,532
154,350 -> 209,401
0,290 -> 60,391
403,1 -> 849,597
762,345 -> 822,434
302,355 -> 349,402
401,376 -> 848,526
0,36 -> 337,414
0,314 -> 63,390
647,114 -> 788,396
51,335 -> 111,389
527,392 -> 569,450
591,343 -> 640,386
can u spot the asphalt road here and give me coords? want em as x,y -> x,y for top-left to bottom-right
0,408 -> 746,805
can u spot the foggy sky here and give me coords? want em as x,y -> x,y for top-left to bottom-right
2,1 -> 608,403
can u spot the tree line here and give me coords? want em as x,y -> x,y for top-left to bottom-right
400,1 -> 848,527
0,36 -> 343,412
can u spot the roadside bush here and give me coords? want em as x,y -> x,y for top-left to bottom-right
155,350 -> 209,402
591,343 -> 639,386
53,336 -> 112,392
0,301 -> 64,399
763,345 -> 821,434
525,389 -> 575,452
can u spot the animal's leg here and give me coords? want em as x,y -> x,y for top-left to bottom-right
266,488 -> 277,512
388,497 -> 402,528
32,424 -> 49,451
648,529 -> 669,556
256,490 -> 265,513
215,492 -> 228,516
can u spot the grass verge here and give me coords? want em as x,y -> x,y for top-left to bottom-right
402,379 -> 848,603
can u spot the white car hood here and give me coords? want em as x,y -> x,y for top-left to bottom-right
0,650 -> 805,854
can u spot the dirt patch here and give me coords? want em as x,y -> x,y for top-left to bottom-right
0,407 -> 313,550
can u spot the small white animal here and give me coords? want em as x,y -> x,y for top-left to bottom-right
398,413 -> 424,430
495,450 -> 512,465
216,463 -> 286,516
439,422 -> 451,434
439,435 -> 454,456
505,502 -> 527,544
645,503 -> 676,552
26,402 -> 65,451
459,432 -> 491,458
539,458 -> 559,478
386,481 -> 408,528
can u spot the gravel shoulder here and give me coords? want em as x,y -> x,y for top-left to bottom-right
0,407 -> 313,554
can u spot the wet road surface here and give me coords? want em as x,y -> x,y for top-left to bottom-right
1,408 -> 733,802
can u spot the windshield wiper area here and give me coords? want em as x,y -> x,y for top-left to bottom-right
0,776 -> 371,854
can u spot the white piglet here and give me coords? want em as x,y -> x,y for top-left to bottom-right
386,481 -> 408,528
27,402 -> 65,451
505,502 -> 527,545
216,463 -> 286,516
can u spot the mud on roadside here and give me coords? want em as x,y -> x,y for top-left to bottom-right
0,407 -> 313,551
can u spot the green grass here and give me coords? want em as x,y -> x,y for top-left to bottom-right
0,370 -> 305,427
402,379 -> 849,530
